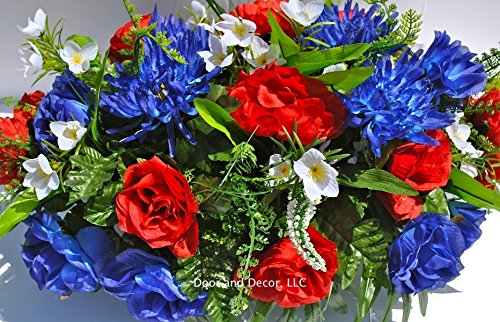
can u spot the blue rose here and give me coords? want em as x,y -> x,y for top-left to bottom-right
421,31 -> 487,99
388,213 -> 467,294
21,210 -> 114,295
449,201 -> 487,249
99,248 -> 206,321
33,70 -> 92,152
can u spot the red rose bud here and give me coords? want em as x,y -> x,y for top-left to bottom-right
17,90 -> 44,122
470,88 -> 500,147
386,130 -> 452,192
109,14 -> 152,63
229,64 -> 347,145
232,0 -> 294,37
376,191 -> 423,221
247,226 -> 339,308
116,156 -> 199,258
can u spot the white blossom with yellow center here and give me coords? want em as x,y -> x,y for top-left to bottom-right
280,0 -> 324,27
198,34 -> 234,72
293,148 -> 339,202
59,40 -> 98,74
214,14 -> 256,47
49,120 -> 87,151
18,8 -> 46,37
242,37 -> 285,70
268,154 -> 292,182
22,154 -> 60,200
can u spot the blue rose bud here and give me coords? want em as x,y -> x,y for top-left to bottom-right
99,248 -> 206,321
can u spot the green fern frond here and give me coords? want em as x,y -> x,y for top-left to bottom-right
371,9 -> 422,52
476,44 -> 500,80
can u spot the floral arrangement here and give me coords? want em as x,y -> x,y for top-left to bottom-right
1,0 -> 500,321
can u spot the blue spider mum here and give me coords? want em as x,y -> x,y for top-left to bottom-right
421,31 -> 487,99
342,50 -> 455,157
101,10 -> 220,156
308,0 -> 396,48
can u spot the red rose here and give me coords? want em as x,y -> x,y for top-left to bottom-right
17,90 -> 44,122
116,156 -> 199,258
478,153 -> 500,190
109,14 -> 152,63
247,226 -> 339,308
386,130 -> 452,192
376,191 -> 423,221
470,88 -> 500,147
232,0 -> 294,36
229,64 -> 347,145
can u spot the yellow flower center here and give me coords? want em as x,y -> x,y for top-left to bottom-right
63,125 -> 79,140
279,164 -> 291,178
71,53 -> 84,66
214,54 -> 226,64
257,54 -> 268,66
232,22 -> 246,37
309,162 -> 327,182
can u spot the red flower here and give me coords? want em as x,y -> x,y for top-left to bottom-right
376,191 -> 423,221
232,0 -> 294,36
109,14 -> 152,63
386,130 -> 452,192
470,88 -> 500,147
229,64 -> 347,145
0,91 -> 42,186
115,156 -> 199,258
247,227 -> 338,308
478,153 -> 500,190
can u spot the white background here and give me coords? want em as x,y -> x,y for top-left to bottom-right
1,0 -> 499,321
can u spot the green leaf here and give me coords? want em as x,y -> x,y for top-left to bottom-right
65,147 -> 118,204
207,84 -> 228,102
286,43 -> 371,75
0,189 -> 39,238
338,168 -> 419,196
329,292 -> 348,314
250,301 -> 274,322
340,248 -> 362,290
193,98 -> 248,146
84,181 -> 123,226
355,274 -> 381,322
89,49 -> 108,148
447,168 -> 500,210
65,34 -> 95,47
422,188 -> 449,214
304,302 -> 322,322
418,291 -> 428,317
402,294 -> 412,322
314,66 -> 375,91
278,308 -> 297,322
268,10 -> 299,58
381,289 -> 397,322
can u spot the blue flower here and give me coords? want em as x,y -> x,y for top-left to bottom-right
21,209 -> 114,295
101,11 -> 220,156
388,213 -> 467,294
421,31 -> 487,99
308,0 -> 395,48
99,248 -> 206,322
33,71 -> 92,152
341,51 -> 454,157
449,201 -> 487,249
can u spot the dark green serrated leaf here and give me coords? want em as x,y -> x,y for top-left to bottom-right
315,66 -> 375,91
65,147 -> 118,204
422,188 -> 449,214
0,189 -> 39,238
268,10 -> 299,58
84,181 -> 123,226
338,168 -> 418,196
286,43 -> 371,75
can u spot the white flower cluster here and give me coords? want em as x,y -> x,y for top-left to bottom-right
286,192 -> 327,272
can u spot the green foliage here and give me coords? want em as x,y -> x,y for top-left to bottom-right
84,181 -> 123,226
338,168 -> 419,196
371,8 -> 422,52
278,308 -> 297,322
64,147 -> 118,204
0,97 -> 16,107
249,301 -> 275,322
268,11 -> 300,58
0,189 -> 39,238
304,302 -> 323,322
422,188 -> 449,215
315,66 -> 375,91
476,43 -> 500,81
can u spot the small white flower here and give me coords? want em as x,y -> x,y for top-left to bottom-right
49,121 -> 87,151
187,1 -> 208,28
22,155 -> 60,200
59,40 -> 98,74
460,162 -> 479,178
199,18 -> 216,33
269,154 -> 292,181
280,0 -> 324,27
198,35 -> 234,72
18,42 -> 43,78
242,37 -> 284,69
215,14 -> 256,47
445,113 -> 479,156
323,63 -> 347,74
18,8 -> 46,37
293,148 -> 339,202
